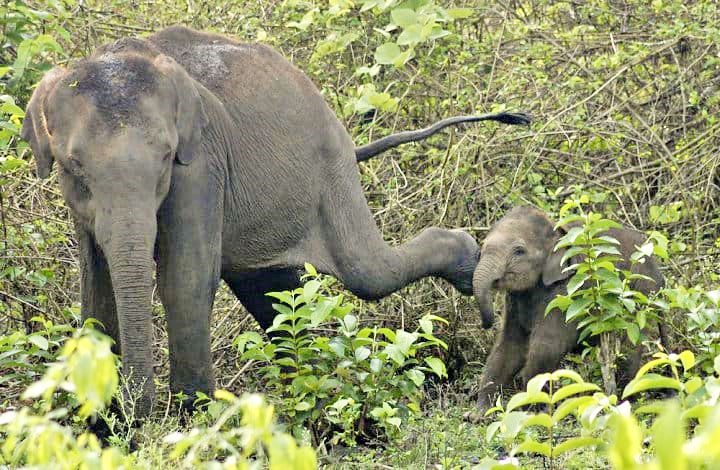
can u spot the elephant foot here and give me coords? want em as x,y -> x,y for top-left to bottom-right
462,407 -> 494,424
462,397 -> 496,424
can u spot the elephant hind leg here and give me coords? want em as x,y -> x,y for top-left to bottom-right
223,269 -> 301,331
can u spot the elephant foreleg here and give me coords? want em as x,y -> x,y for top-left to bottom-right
517,312 -> 578,386
77,224 -> 120,352
476,315 -> 529,413
156,165 -> 223,408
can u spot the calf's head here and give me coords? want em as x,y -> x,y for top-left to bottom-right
473,205 -> 576,329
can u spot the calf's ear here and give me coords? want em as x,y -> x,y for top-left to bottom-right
542,247 -> 573,286
21,67 -> 67,179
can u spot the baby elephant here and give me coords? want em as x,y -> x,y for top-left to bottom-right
472,205 -> 665,413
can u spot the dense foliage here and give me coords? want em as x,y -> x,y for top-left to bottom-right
1,0 -> 719,468
236,266 -> 448,445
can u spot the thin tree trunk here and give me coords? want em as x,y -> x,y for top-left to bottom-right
599,332 -> 619,396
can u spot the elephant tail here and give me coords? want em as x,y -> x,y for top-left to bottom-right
354,111 -> 531,162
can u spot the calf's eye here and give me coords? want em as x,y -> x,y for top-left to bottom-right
513,246 -> 526,256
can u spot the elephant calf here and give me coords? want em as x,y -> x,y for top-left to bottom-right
472,205 -> 665,413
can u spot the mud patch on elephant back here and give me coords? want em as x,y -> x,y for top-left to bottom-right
67,55 -> 160,126
181,44 -> 243,88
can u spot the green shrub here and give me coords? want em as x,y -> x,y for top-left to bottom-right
479,351 -> 720,470
546,196 -> 668,394
0,323 -> 316,469
236,264 -> 449,445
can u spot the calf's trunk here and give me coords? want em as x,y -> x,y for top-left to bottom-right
472,254 -> 505,329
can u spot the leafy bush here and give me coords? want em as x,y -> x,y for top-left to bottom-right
546,196 -> 668,394
478,351 -> 720,470
662,286 -> 720,373
164,392 -> 317,470
0,324 -> 127,468
0,323 -> 316,469
0,315 -> 74,400
236,265 -> 449,445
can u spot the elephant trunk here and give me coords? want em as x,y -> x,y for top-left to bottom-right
472,253 -> 505,329
101,209 -> 157,418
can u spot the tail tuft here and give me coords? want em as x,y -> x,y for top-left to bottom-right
494,112 -> 532,125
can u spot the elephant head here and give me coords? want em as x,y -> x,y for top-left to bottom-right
20,48 -> 208,415
473,205 -> 577,328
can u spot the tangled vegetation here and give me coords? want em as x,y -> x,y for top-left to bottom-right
1,0 -> 719,468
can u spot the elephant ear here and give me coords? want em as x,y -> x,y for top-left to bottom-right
542,221 -> 584,286
20,67 -> 67,179
153,55 -> 208,165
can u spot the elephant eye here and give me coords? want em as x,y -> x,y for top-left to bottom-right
513,246 -> 527,256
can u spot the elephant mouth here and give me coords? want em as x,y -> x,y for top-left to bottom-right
492,277 -> 512,291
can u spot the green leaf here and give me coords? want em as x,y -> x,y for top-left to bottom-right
545,295 -> 572,316
27,334 -> 48,351
634,402 -> 666,415
375,42 -> 402,64
294,401 -> 313,411
302,280 -> 321,302
406,368 -> 424,386
304,263 -> 317,276
707,290 -> 720,306
551,369 -> 585,383
419,317 -> 433,334
390,8 -> 417,27
622,374 -> 682,399
424,357 -> 446,378
526,374 -> 551,394
553,436 -> 602,456
386,416 -> 402,428
397,24 -> 423,45
565,297 -> 592,322
394,330 -> 417,355
266,291 -> 295,306
513,439 -> 551,457
506,390 -> 550,412
486,421 -> 502,442
552,396 -> 596,423
499,411 -> 530,439
635,357 -> 670,378
551,382 -> 600,404
524,413 -> 552,428
626,323 -> 640,345
678,350 -> 695,371
354,346 -> 371,362
682,403 -> 712,421
392,48 -> 415,67
651,403 -> 686,470
567,273 -> 590,295
607,412 -> 644,469
343,314 -> 358,332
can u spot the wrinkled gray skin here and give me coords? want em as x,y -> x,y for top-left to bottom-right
20,26 -> 528,418
472,205 -> 665,414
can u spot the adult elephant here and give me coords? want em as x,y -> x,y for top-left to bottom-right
21,26 -> 529,417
